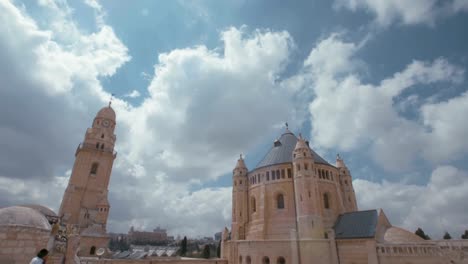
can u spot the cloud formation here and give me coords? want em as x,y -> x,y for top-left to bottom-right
355,165 -> 468,238
335,0 -> 468,26
302,33 -> 466,172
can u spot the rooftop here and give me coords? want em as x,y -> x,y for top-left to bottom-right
256,131 -> 331,169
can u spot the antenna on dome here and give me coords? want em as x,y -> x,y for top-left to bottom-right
108,93 -> 115,107
285,122 -> 289,130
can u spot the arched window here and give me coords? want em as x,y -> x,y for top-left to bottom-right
101,133 -> 104,139
90,163 -> 99,174
323,193 -> 330,209
90,246 -> 96,255
96,143 -> 99,149
251,197 -> 256,213
246,256 -> 251,264
263,256 -> 270,264
101,144 -> 104,149
277,194 -> 285,209
239,256 -> 243,264
277,257 -> 286,264
304,163 -> 308,170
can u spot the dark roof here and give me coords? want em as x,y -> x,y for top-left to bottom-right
334,210 -> 378,239
255,131 -> 331,169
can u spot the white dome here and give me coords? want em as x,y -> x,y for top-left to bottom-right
0,206 -> 51,230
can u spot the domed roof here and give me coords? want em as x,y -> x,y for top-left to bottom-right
256,131 -> 330,169
383,226 -> 424,243
97,106 -> 116,120
19,204 -> 57,217
0,206 -> 51,230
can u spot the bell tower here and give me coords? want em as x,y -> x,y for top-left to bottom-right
231,155 -> 248,240
292,134 -> 324,239
58,104 -> 117,255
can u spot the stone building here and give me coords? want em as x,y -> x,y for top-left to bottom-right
128,226 -> 169,244
221,128 -> 468,264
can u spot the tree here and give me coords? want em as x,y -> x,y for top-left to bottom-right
415,228 -> 431,240
202,244 -> 211,259
443,232 -> 452,240
180,236 -> 187,256
462,230 -> 468,239
216,240 -> 221,258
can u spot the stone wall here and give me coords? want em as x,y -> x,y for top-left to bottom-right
78,258 -> 228,264
0,225 -> 50,264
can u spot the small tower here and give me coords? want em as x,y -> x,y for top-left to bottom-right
231,154 -> 248,240
292,134 -> 324,239
58,104 -> 117,256
336,154 -> 358,212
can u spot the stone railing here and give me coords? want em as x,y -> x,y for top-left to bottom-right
377,240 -> 468,258
78,258 -> 228,264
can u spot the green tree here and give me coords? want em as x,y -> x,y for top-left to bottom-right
180,236 -> 188,256
462,230 -> 468,239
202,244 -> 210,259
443,232 -> 452,240
415,227 -> 431,240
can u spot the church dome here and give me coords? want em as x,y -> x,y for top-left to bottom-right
256,131 -> 330,169
97,106 -> 116,120
19,204 -> 57,217
383,226 -> 424,243
0,206 -> 51,230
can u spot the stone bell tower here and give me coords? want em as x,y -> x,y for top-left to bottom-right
58,104 -> 117,256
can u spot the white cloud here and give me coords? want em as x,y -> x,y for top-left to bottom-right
355,165 -> 468,239
334,0 -> 468,26
302,33 -> 466,171
124,90 -> 141,98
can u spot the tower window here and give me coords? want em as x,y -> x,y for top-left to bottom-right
287,168 -> 292,178
303,152 -> 306,157
281,169 -> 285,178
240,180 -> 242,184
304,163 -> 308,170
277,194 -> 285,209
101,134 -> 104,139
251,197 -> 256,213
90,246 -> 96,255
96,143 -> 99,149
345,180 -> 348,185
276,170 -> 280,179
90,163 -> 99,174
101,144 -> 104,149
324,232 -> 328,239
267,174 -> 270,181
277,257 -> 286,264
323,193 -> 330,209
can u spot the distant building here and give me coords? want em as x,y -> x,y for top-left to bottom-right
214,232 -> 222,241
128,226 -> 168,244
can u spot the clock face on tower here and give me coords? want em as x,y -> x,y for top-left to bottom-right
102,120 -> 110,127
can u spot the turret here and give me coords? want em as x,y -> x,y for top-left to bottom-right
336,154 -> 358,212
292,134 -> 323,239
231,154 -> 248,240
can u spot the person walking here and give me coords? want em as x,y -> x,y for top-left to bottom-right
30,248 -> 48,264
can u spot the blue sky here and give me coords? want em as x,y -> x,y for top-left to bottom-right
1,0 -> 468,238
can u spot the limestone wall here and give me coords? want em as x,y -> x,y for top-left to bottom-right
229,238 -> 335,264
0,225 -> 50,264
77,258 -> 228,264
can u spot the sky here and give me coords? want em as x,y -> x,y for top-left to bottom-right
0,0 -> 468,239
